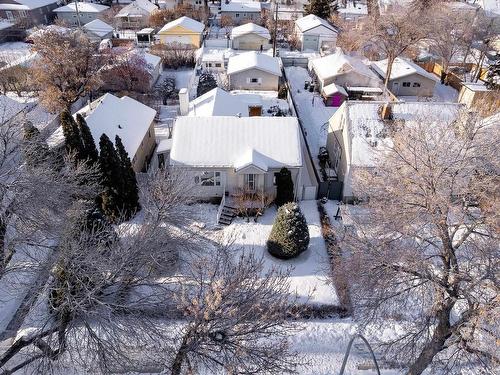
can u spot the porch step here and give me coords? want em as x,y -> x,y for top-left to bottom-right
217,204 -> 238,225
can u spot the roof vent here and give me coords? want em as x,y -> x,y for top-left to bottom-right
236,112 -> 241,118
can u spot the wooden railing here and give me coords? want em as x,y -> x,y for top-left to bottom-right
216,193 -> 226,224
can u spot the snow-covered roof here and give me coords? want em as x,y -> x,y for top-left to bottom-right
116,0 -> 158,17
54,2 -> 109,13
227,51 -> 281,76
221,0 -> 262,13
295,14 -> 338,33
462,81 -> 491,92
231,23 -> 270,40
143,51 -> 161,69
47,94 -> 156,158
0,0 -> 58,11
338,102 -> 461,167
322,83 -> 348,97
159,16 -> 204,33
188,88 -> 249,117
171,116 -> 302,169
371,57 -> 438,82
311,49 -> 378,82
0,95 -> 28,124
83,19 -> 113,37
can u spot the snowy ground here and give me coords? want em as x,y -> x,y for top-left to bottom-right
188,201 -> 338,306
0,42 -> 34,69
285,66 -> 338,171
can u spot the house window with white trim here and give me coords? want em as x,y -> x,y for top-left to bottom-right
195,171 -> 221,186
402,82 -> 411,87
412,82 -> 421,87
245,174 -> 255,190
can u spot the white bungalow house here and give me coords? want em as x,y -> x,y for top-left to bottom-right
83,19 -> 114,41
326,101 -> 461,202
230,22 -> 271,51
227,51 -> 281,91
294,14 -> 338,52
170,116 -> 303,203
53,2 -> 109,26
47,93 -> 157,172
221,0 -> 262,25
371,57 -> 438,97
310,49 -> 381,106
115,0 -> 158,29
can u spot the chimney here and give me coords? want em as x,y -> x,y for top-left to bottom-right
179,88 -> 189,116
380,102 -> 392,120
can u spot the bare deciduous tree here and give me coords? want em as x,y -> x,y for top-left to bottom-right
30,29 -> 105,112
343,111 -> 500,375
171,247 -> 302,375
368,7 -> 428,88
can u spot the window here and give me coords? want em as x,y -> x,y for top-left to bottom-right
412,82 -> 421,87
215,63 -> 221,67
250,78 -> 259,83
245,174 -> 255,190
402,82 -> 411,87
195,171 -> 221,186
235,13 -> 240,17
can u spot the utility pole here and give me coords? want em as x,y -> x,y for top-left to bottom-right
75,0 -> 82,27
272,0 -> 278,57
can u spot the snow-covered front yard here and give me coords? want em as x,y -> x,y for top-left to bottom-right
189,201 -> 339,306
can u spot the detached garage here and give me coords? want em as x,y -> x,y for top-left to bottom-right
231,23 -> 271,51
158,16 -> 205,48
294,14 -> 338,52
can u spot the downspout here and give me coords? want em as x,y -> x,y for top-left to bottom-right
294,166 -> 302,201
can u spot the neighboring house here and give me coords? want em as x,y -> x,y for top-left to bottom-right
114,0 -> 158,29
227,51 -> 281,91
47,93 -> 156,172
157,16 -> 204,47
310,49 -> 381,106
337,1 -> 368,20
371,57 -> 438,97
221,0 -> 262,25
170,116 -> 303,201
326,101 -> 460,202
136,27 -> 155,47
53,2 -> 109,27
83,19 -> 113,41
230,22 -> 271,51
180,87 -> 250,116
294,14 -> 338,52
0,0 -> 59,27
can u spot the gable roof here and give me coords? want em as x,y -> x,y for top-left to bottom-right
47,94 -> 155,158
221,0 -> 262,13
115,0 -> 158,17
83,19 -> 113,37
227,51 -> 281,76
0,0 -> 58,11
311,49 -> 378,81
295,14 -> 338,33
231,22 -> 270,40
171,116 -> 302,169
371,57 -> 438,82
54,2 -> 109,13
159,16 -> 204,33
188,88 -> 249,117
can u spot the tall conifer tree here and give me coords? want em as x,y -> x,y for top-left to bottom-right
76,114 -> 98,163
60,110 -> 84,159
98,134 -> 123,222
303,0 -> 331,19
115,135 -> 140,216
